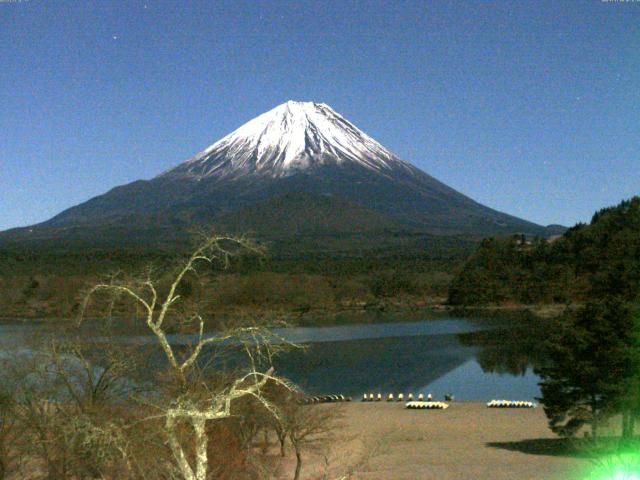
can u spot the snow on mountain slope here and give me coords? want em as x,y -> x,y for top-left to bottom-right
160,101 -> 415,180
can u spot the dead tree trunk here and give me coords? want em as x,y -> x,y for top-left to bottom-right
293,442 -> 303,480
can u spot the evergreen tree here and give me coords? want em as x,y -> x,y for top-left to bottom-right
536,300 -> 640,438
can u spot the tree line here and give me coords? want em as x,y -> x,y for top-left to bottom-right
448,196 -> 640,306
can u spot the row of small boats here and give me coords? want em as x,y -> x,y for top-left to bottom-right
298,394 -> 353,404
406,401 -> 449,409
362,393 -> 443,402
297,395 -> 536,408
405,399 -> 536,410
486,400 -> 536,408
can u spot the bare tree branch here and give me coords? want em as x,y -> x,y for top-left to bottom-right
76,233 -> 294,480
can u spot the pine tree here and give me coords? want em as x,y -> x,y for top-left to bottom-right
536,300 -> 640,438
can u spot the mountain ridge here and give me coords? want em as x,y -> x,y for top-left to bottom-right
1,101 -> 561,249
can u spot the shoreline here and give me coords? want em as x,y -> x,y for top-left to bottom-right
0,302 -> 569,327
294,401 -> 592,480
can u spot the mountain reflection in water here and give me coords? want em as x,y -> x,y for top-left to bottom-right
271,318 -> 548,400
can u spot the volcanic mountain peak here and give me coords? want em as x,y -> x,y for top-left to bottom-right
160,101 -> 412,180
0,100 -> 557,245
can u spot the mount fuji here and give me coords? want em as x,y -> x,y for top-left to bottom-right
2,101 -> 557,250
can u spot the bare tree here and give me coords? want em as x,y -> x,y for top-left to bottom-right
322,436 -> 387,480
276,398 -> 384,480
3,350 -> 72,480
0,334 -> 143,480
47,336 -> 152,479
79,234 -> 296,480
274,400 -> 340,480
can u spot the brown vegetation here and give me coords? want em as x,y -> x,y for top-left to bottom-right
0,269 -> 452,323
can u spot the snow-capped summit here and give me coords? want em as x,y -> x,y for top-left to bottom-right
161,101 -> 412,180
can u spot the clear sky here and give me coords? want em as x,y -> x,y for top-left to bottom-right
1,0 -> 638,231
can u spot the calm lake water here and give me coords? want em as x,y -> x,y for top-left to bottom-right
269,318 -> 542,401
0,316 -> 543,401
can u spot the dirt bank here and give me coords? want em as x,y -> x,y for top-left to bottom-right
278,402 -> 592,480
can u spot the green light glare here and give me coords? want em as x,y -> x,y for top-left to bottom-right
610,474 -> 639,480
586,451 -> 640,480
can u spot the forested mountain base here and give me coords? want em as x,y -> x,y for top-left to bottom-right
0,235 -> 475,321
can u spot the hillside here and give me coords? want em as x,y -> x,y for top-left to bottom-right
448,196 -> 640,306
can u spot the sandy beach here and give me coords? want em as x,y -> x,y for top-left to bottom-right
281,401 -> 593,480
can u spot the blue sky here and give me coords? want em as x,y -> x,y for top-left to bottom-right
1,0 -> 638,231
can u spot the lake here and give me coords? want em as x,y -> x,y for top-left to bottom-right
0,316 -> 543,401
269,318 -> 542,401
